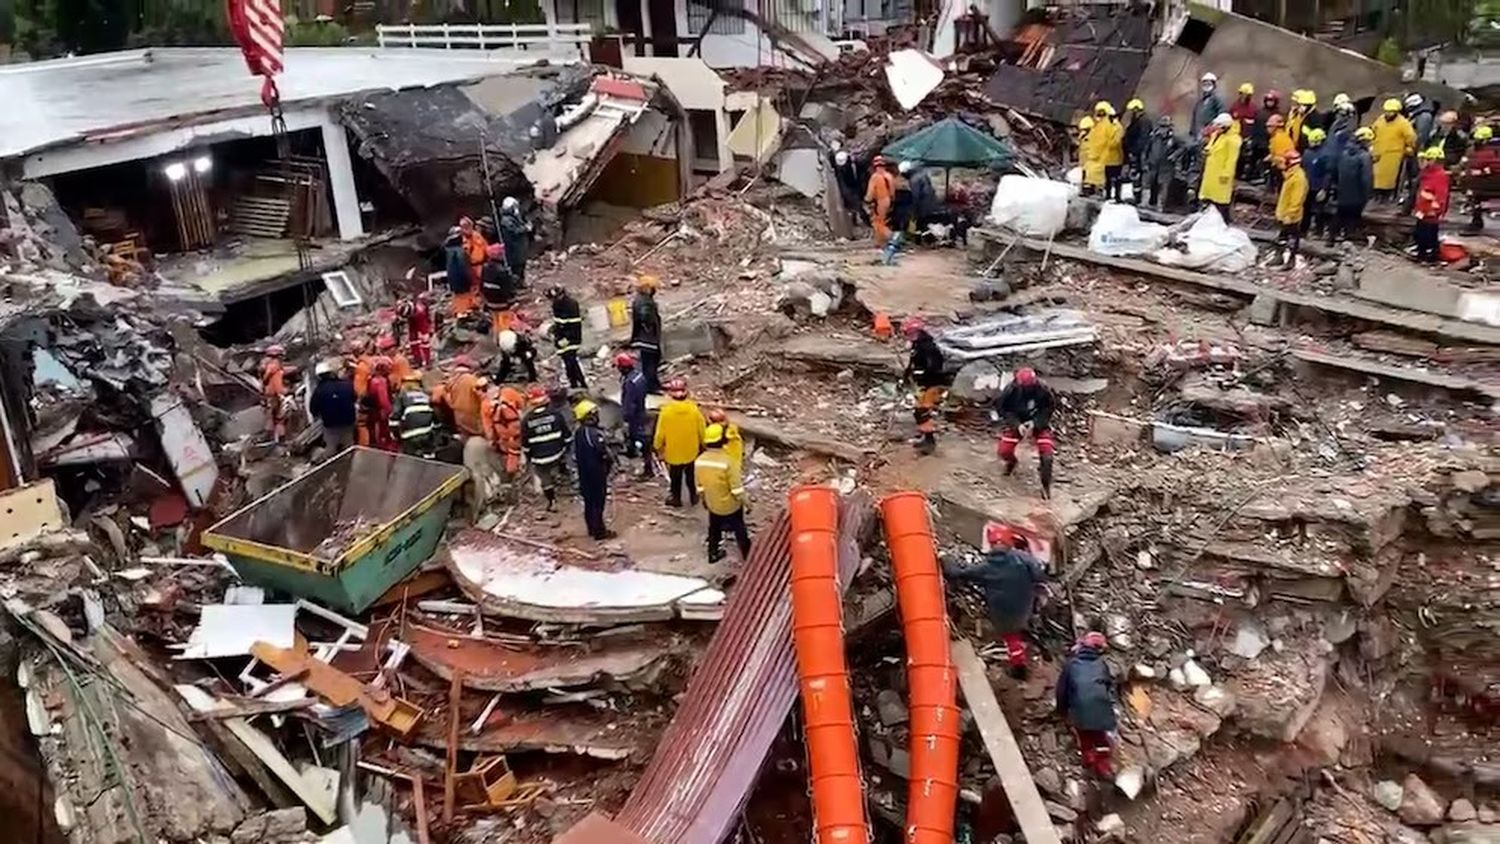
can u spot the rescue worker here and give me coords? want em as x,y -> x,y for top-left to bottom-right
1198,113 -> 1242,223
1406,93 -> 1437,150
1141,115 -> 1182,210
485,385 -> 526,497
1274,149 -> 1308,269
572,400 -> 615,540
995,367 -> 1056,499
694,423 -> 752,563
458,216 -> 488,313
630,275 -> 663,394
521,385 -> 571,510
547,285 -> 588,390
260,344 -> 288,443
1326,93 -> 1358,160
366,356 -> 395,451
1057,631 -> 1118,778
479,242 -> 517,335
864,154 -> 896,247
1122,98 -> 1150,190
432,354 -> 484,438
831,149 -> 868,229
1228,83 -> 1257,148
617,352 -> 653,477
397,293 -> 434,367
1078,116 -> 1104,196
461,376 -> 502,508
309,359 -> 356,460
443,226 -> 474,318
884,162 -> 914,264
905,160 -> 939,229
1329,127 -> 1376,246
942,522 -> 1050,679
1265,113 -> 1295,194
705,408 -> 742,473
1288,89 -> 1322,150
1433,110 -> 1468,168
1095,101 -> 1125,201
1190,72 -> 1225,139
348,337 -> 376,446
654,378 -> 706,508
1413,146 -> 1451,265
497,196 -> 531,286
903,316 -> 946,456
377,334 -> 413,385
1461,124 -> 1497,232
390,371 -> 439,459
495,328 -> 539,384
1301,128 -> 1334,238
1246,89 -> 1282,184
1371,98 -> 1417,202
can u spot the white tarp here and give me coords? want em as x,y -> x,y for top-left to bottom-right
884,49 -> 945,111
988,175 -> 1076,238
178,604 -> 297,659
1154,208 -> 1258,274
1088,203 -> 1172,257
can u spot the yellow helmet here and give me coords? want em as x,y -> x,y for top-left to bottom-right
636,275 -> 659,291
1304,127 -> 1327,145
704,423 -> 726,445
1126,98 -> 1144,112
1237,82 -> 1254,95
1419,146 -> 1445,161
1078,115 -> 1096,130
1295,89 -> 1317,106
573,399 -> 599,421
1355,126 -> 1376,142
1383,98 -> 1402,113
1476,125 -> 1495,142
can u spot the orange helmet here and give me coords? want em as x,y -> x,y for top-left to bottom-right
985,523 -> 1020,548
1014,367 -> 1038,386
666,378 -> 688,398
902,316 -> 926,340
527,386 -> 549,406
376,334 -> 396,351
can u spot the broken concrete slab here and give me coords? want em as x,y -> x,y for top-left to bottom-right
774,333 -> 904,375
404,624 -> 674,692
177,604 -> 298,660
1225,646 -> 1329,743
885,49 -> 945,111
730,413 -> 875,464
443,530 -> 723,624
773,148 -> 824,199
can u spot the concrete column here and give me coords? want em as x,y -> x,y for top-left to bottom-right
320,120 -> 366,242
714,107 -> 733,173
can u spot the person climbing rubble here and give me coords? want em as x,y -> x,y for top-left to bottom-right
484,385 -> 526,500
547,285 -> 588,390
902,317 -> 947,456
573,399 -> 615,540
366,357 -> 395,451
497,196 -> 531,287
308,358 -> 355,460
630,276 -> 663,394
458,216 -> 488,315
831,149 -> 868,230
995,367 -> 1056,499
616,352 -> 653,478
1412,146 -> 1452,265
654,378 -> 706,508
396,292 -> 434,367
443,226 -> 474,319
695,423 -> 752,563
942,523 -> 1051,679
1056,631 -> 1118,778
390,371 -> 438,459
521,385 -> 571,511
480,242 -> 517,336
494,328 -> 539,384
259,344 -> 289,444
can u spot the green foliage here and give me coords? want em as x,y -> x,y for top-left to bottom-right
1374,36 -> 1405,65
285,16 -> 352,46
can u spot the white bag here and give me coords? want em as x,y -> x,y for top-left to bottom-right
988,175 -> 1076,238
1087,203 -> 1171,257
1155,208 -> 1257,273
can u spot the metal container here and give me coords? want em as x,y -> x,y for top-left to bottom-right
202,447 -> 467,614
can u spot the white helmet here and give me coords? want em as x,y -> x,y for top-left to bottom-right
1404,93 -> 1423,108
898,160 -> 912,174
498,330 -> 518,353
1212,112 -> 1233,127
502,196 -> 519,211
1201,71 -> 1218,83
315,359 -> 335,376
834,150 -> 850,165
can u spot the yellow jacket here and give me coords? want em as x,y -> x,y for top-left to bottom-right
1287,109 -> 1309,149
1268,129 -> 1295,164
1369,114 -> 1416,190
1080,130 -> 1107,188
1275,165 -> 1308,224
1198,124 -> 1243,205
1101,118 -> 1125,167
722,422 -> 744,472
653,398 -> 705,466
693,448 -> 744,516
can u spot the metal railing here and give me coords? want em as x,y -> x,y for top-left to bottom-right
374,22 -> 594,54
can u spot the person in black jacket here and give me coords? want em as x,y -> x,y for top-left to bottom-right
520,386 -> 571,510
494,329 -> 539,384
630,276 -> 663,394
831,150 -> 868,229
1057,631 -> 1118,777
995,367 -> 1056,499
902,316 -> 946,455
497,197 -> 531,286
546,285 -> 587,389
308,360 -> 357,460
572,400 -> 615,540
616,352 -> 653,478
942,523 -> 1050,679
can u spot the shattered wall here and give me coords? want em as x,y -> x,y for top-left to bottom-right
982,8 -> 1156,125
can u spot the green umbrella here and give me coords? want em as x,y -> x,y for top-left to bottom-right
881,117 -> 1015,169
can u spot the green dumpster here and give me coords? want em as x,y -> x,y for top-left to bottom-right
202,447 -> 468,614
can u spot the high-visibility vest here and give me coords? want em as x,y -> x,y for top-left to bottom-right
522,408 -> 569,465
395,391 -> 436,441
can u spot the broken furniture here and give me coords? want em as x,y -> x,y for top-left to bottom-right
453,756 -> 545,811
250,640 -> 424,738
202,447 -> 467,613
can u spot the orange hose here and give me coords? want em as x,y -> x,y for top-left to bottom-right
881,491 -> 961,844
788,485 -> 870,844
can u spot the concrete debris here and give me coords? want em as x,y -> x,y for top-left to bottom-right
1374,780 -> 1405,812
1450,800 -> 1478,823
934,310 -> 1098,361
1400,774 -> 1448,827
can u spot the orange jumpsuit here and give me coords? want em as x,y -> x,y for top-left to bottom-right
487,388 -> 525,474
865,168 -> 895,247
455,230 -> 487,316
352,355 -> 374,446
388,352 -> 414,386
433,370 -> 483,437
260,358 -> 286,440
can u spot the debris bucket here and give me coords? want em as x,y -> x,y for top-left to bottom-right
202,447 -> 467,614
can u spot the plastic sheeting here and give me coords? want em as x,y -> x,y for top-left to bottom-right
1155,208 -> 1258,274
1087,203 -> 1171,257
987,175 -> 1075,238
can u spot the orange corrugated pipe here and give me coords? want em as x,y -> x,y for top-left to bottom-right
881,491 -> 961,844
788,485 -> 870,844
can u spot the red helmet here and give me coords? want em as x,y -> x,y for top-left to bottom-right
614,352 -> 636,370
985,523 -> 1019,548
901,316 -> 926,340
527,386 -> 549,406
1264,89 -> 1281,102
1014,367 -> 1038,385
1079,631 -> 1108,650
376,334 -> 396,351
666,378 -> 688,398
265,344 -> 286,357
707,408 -> 727,423
452,354 -> 475,369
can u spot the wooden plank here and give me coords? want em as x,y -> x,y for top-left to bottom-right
443,669 -> 463,825
951,638 -> 1062,844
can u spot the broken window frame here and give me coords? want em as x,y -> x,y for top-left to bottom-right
320,270 -> 363,309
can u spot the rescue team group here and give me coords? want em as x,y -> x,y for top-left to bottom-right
1072,76 -> 1497,267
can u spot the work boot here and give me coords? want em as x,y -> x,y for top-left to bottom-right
1039,455 -> 1054,500
665,495 -> 682,507
593,529 -> 618,540
915,433 -> 936,455
544,490 -> 556,511
1002,458 -> 1017,477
